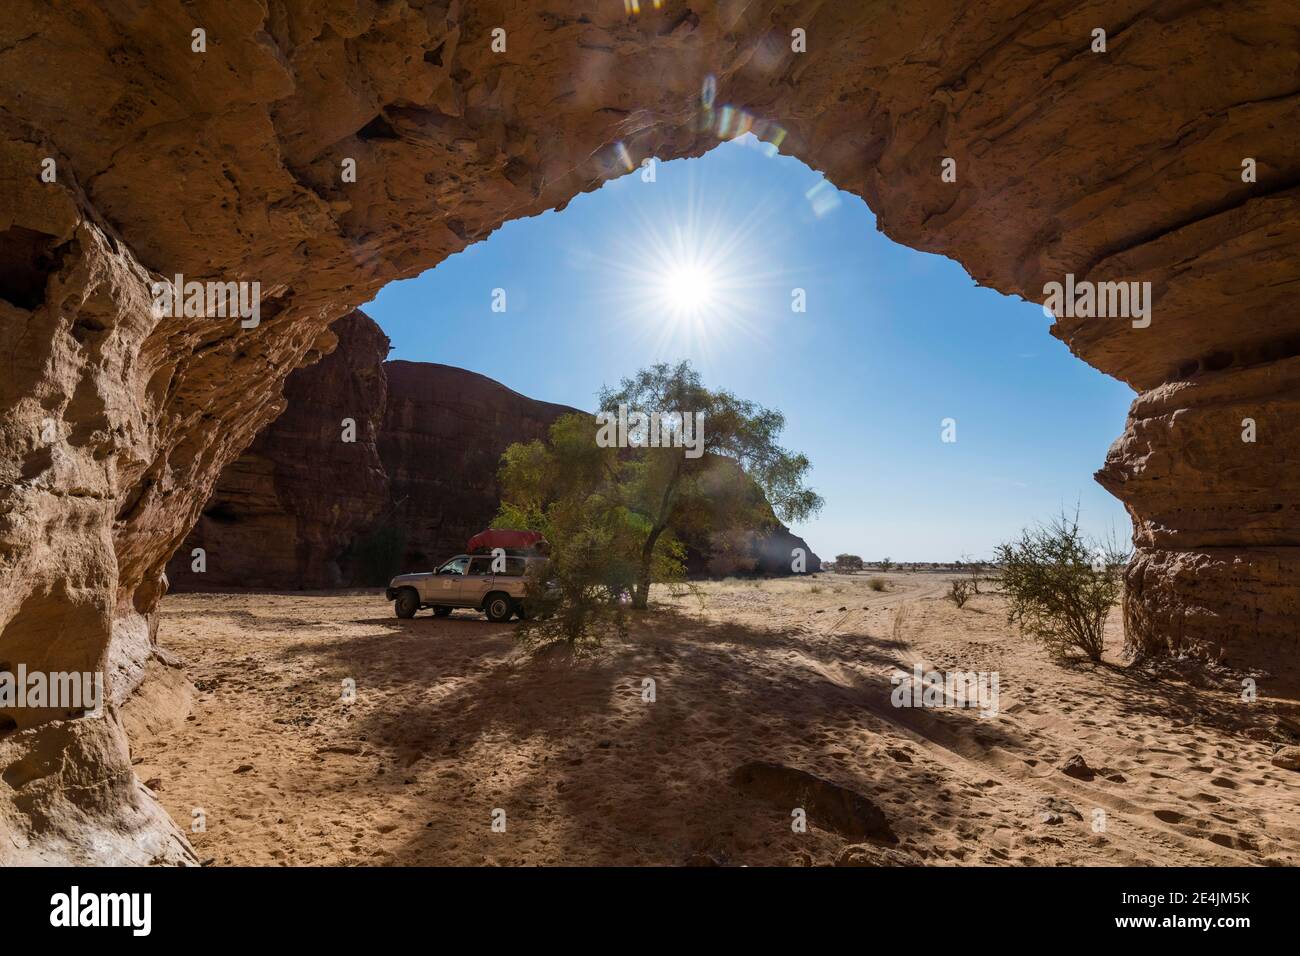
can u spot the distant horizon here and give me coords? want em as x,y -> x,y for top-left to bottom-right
364,134 -> 1136,562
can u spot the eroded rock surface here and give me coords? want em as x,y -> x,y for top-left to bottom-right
0,0 -> 1296,862
166,310 -> 391,589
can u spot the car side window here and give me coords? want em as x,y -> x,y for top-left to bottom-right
439,557 -> 468,575
467,557 -> 494,576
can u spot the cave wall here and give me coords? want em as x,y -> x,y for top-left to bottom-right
0,0 -> 1297,862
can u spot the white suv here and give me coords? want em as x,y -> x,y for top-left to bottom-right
386,553 -> 544,622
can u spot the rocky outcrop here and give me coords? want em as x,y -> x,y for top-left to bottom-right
165,310 -> 390,590
377,360 -> 579,575
1097,355 -> 1300,680
170,314 -> 821,586
0,0 -> 1296,862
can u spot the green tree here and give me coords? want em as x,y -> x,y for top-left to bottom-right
494,412 -> 683,646
835,553 -> 864,572
596,362 -> 821,607
497,362 -> 822,630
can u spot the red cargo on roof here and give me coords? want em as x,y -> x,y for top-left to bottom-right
466,529 -> 548,553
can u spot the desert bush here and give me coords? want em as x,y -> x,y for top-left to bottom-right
509,508 -> 640,650
879,557 -> 894,573
834,553 -> 864,573
960,553 -> 985,594
867,577 -> 887,592
948,579 -> 972,608
994,511 -> 1128,662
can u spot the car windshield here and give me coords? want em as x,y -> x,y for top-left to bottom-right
438,557 -> 469,575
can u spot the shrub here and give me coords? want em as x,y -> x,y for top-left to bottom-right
511,511 -> 638,650
834,553 -> 864,573
867,577 -> 887,592
994,511 -> 1128,662
879,557 -> 894,573
948,579 -> 972,608
960,553 -> 985,594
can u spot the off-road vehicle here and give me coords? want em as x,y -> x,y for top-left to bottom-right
386,553 -> 544,622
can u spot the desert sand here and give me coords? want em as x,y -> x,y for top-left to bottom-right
130,573 -> 1300,866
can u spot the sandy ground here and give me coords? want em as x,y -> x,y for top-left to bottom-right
133,573 -> 1300,866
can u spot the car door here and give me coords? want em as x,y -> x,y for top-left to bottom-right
433,555 -> 469,604
460,556 -> 496,608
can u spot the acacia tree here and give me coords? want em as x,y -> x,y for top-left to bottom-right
497,362 -> 823,623
597,363 -> 822,607
494,413 -> 676,645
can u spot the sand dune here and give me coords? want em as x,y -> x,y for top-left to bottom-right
131,574 -> 1300,866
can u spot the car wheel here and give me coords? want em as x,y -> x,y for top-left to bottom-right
432,605 -> 452,617
484,594 -> 514,623
394,588 -> 419,619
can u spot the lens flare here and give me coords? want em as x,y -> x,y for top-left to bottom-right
580,152 -> 805,364
658,263 -> 717,320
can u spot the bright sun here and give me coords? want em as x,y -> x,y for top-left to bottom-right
660,264 -> 717,318
591,157 -> 785,358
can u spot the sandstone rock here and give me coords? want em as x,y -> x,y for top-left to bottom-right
377,360 -> 579,575
1035,796 -> 1083,824
0,716 -> 194,865
166,310 -> 390,590
0,0 -> 1296,863
1059,753 -> 1096,781
835,844 -> 915,867
1272,747 -> 1300,772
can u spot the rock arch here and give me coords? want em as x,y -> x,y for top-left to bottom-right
0,1 -> 1296,862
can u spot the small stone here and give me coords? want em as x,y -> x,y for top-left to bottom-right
234,764 -> 254,774
1059,753 -> 1095,781
1035,796 -> 1082,822
1271,746 -> 1300,771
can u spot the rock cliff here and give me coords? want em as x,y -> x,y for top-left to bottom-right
166,310 -> 391,589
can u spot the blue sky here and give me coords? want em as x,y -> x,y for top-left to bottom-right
364,135 -> 1135,562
